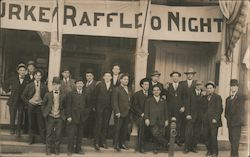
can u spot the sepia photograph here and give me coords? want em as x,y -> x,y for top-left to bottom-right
0,0 -> 249,157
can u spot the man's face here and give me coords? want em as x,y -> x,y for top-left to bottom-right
27,65 -> 35,73
76,81 -> 84,90
151,75 -> 160,83
112,65 -> 120,75
153,87 -> 161,96
103,73 -> 112,82
86,73 -> 94,82
230,85 -> 238,93
186,73 -> 194,80
17,67 -> 26,77
34,72 -> 42,82
53,84 -> 60,91
62,71 -> 70,78
120,76 -> 129,86
206,85 -> 215,95
141,82 -> 149,91
196,84 -> 202,90
171,74 -> 180,83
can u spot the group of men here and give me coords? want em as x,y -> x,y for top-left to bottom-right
2,61 -> 245,157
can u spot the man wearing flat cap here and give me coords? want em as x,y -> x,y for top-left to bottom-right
60,68 -> 75,95
225,79 -> 246,157
22,69 -> 47,144
166,71 -> 186,145
65,77 -> 88,155
42,77 -> 66,155
148,70 -> 166,98
3,63 -> 29,136
203,81 -> 223,157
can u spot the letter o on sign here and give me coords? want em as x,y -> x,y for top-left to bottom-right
151,16 -> 161,30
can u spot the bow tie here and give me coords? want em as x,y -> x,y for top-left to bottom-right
54,91 -> 59,94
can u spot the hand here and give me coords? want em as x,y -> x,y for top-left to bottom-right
179,107 -> 185,113
141,113 -> 144,117
212,119 -> 217,124
67,117 -> 72,122
115,113 -> 121,118
186,115 -> 192,120
165,120 -> 169,127
145,119 -> 150,126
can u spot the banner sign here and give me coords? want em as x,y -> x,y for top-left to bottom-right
0,0 -> 223,42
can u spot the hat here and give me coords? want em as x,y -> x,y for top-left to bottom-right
27,60 -> 35,66
52,77 -> 61,84
16,63 -> 26,70
195,80 -> 203,86
170,71 -> 181,77
230,79 -> 239,86
75,77 -> 84,83
205,81 -> 216,88
151,70 -> 161,77
61,67 -> 70,73
140,78 -> 150,87
184,68 -> 196,74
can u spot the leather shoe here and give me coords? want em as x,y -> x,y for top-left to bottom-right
139,149 -> 145,154
114,146 -> 121,152
67,152 -> 72,156
190,149 -> 198,153
46,149 -> 51,156
94,144 -> 101,151
183,149 -> 189,154
29,137 -> 35,145
153,149 -> 158,154
55,149 -> 60,155
102,143 -> 108,149
206,151 -> 212,156
76,149 -> 85,155
120,144 -> 129,150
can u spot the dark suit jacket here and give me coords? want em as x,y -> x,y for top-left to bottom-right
111,76 -> 120,87
65,89 -> 88,123
166,82 -> 186,116
41,92 -> 66,120
3,75 -> 29,106
93,81 -> 113,112
85,80 -> 97,109
21,82 -> 48,106
186,89 -> 204,123
180,80 -> 196,96
225,93 -> 246,127
132,90 -> 148,116
144,97 -> 169,126
112,85 -> 132,117
60,79 -> 76,95
203,93 -> 223,127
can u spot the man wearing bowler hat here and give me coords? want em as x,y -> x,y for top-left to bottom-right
66,77 -> 87,155
60,68 -> 75,95
149,70 -> 166,98
225,79 -> 246,157
42,77 -> 67,155
3,63 -> 29,136
203,81 -> 223,157
166,71 -> 186,145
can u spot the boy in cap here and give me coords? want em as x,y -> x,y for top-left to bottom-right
65,77 -> 87,155
22,69 -> 47,144
42,77 -> 66,155
225,79 -> 246,157
3,63 -> 29,136
203,81 -> 223,157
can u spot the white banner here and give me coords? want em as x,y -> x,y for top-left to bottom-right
0,0 -> 223,42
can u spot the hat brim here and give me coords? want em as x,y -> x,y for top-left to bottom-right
170,72 -> 181,77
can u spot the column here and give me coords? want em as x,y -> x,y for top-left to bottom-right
47,0 -> 64,91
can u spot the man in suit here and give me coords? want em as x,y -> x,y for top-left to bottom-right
111,63 -> 121,87
181,68 -> 197,95
225,79 -> 245,157
112,73 -> 132,152
65,77 -> 87,156
93,71 -> 113,151
3,63 -> 29,136
23,60 -> 36,134
166,71 -> 186,145
203,81 -> 223,157
148,70 -> 166,99
60,68 -> 75,95
42,77 -> 66,155
131,78 -> 150,153
22,69 -> 47,144
144,84 -> 169,154
184,80 -> 204,154
84,69 -> 97,138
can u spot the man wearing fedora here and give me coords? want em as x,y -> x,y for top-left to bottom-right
65,77 -> 87,155
166,71 -> 186,145
225,79 -> 246,157
149,70 -> 165,98
203,81 -> 223,157
42,77 -> 66,155
3,63 -> 29,136
181,68 -> 197,95
184,80 -> 204,154
22,69 -> 47,144
60,68 -> 75,95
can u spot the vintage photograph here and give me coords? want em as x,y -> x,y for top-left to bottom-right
0,0 -> 249,157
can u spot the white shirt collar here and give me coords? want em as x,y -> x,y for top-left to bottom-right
154,95 -> 160,102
